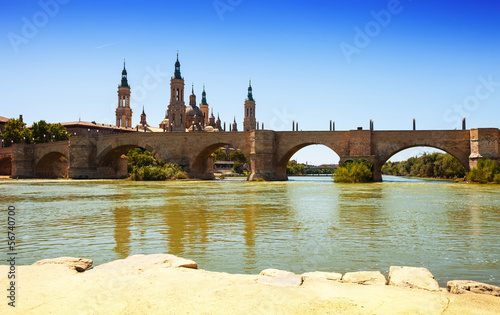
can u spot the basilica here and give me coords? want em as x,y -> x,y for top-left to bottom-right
115,54 -> 257,133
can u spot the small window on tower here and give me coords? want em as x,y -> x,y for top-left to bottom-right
176,89 -> 180,101
250,108 -> 253,117
126,118 -> 129,128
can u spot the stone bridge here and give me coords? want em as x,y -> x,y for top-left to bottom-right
2,128 -> 499,181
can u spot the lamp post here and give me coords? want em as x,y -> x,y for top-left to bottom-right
43,134 -> 46,143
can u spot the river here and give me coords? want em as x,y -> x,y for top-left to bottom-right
1,176 -> 499,287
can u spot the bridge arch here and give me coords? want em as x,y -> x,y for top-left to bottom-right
190,141 -> 251,179
97,144 -> 159,179
277,143 -> 342,179
35,152 -> 68,178
378,144 -> 469,171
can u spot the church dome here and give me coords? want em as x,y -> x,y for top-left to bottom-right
185,105 -> 203,117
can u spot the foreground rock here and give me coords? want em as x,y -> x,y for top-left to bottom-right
342,271 -> 386,285
448,280 -> 500,297
302,271 -> 342,281
2,255 -> 500,314
89,254 -> 197,273
388,266 -> 440,291
258,268 -> 303,287
33,257 -> 93,272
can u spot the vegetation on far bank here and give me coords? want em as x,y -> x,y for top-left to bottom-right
126,148 -> 186,181
382,152 -> 465,179
333,160 -> 373,183
212,148 -> 249,174
287,160 -> 306,175
1,118 -> 69,146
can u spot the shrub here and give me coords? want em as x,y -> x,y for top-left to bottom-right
467,159 -> 500,183
333,160 -> 373,183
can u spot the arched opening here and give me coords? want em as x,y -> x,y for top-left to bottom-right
279,144 -> 340,180
35,152 -> 68,178
0,157 -> 12,176
191,143 -> 250,180
98,144 -> 158,179
380,146 -> 467,181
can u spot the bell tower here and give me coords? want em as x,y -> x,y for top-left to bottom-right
167,52 -> 186,132
116,60 -> 133,128
243,80 -> 256,131
199,84 -> 209,125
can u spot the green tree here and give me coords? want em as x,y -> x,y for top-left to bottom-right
3,118 -> 31,146
333,160 -> 373,183
213,148 -> 227,161
32,120 -> 69,143
286,160 -> 306,175
231,161 -> 244,174
229,149 -> 249,163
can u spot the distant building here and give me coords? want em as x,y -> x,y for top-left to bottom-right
0,116 -> 8,134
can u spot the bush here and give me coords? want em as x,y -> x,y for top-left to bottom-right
333,160 -> 373,183
466,159 -> 500,183
127,148 -> 186,181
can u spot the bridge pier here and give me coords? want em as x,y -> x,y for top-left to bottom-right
248,130 -> 287,181
67,138 -> 99,179
11,144 -> 35,178
469,128 -> 500,169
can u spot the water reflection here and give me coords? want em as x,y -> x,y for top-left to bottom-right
1,179 -> 499,287
112,206 -> 131,259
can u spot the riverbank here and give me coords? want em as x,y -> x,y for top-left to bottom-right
1,254 -> 499,314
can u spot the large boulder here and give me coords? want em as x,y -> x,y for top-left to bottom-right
89,254 -> 197,273
302,271 -> 342,281
258,268 -> 303,287
388,266 -> 440,291
341,271 -> 387,285
33,257 -> 93,272
447,280 -> 500,297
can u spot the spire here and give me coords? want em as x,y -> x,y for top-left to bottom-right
246,79 -> 254,101
120,59 -> 129,87
174,52 -> 182,79
201,84 -> 208,105
191,83 -> 194,95
142,105 -> 145,115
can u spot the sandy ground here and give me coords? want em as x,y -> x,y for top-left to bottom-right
1,255 -> 499,315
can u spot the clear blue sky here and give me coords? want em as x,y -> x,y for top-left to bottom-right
1,0 -> 499,164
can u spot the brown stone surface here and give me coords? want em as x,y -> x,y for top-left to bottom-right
302,271 -> 342,281
388,266 -> 440,292
33,257 -> 93,272
448,280 -> 500,297
342,271 -> 387,285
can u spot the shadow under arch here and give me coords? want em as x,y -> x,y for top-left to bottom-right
276,143 -> 341,179
190,142 -> 251,180
97,144 -> 159,179
0,157 -> 12,176
35,152 -> 68,178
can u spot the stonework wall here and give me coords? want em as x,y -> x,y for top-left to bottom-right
7,128 -> 500,181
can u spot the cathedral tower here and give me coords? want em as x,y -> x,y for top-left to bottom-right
167,53 -> 186,132
243,80 -> 256,131
116,61 -> 133,128
199,84 -> 209,125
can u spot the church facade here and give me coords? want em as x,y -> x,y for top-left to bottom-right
115,54 -> 257,133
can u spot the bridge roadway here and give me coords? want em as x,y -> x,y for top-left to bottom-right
1,128 -> 499,181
